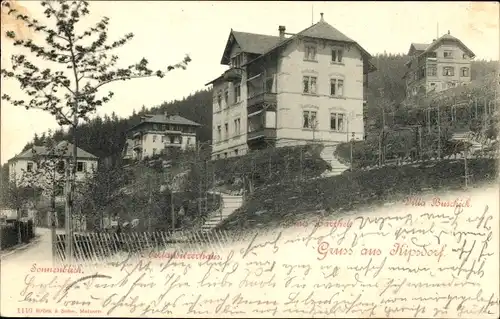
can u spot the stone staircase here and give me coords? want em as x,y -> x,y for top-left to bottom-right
451,131 -> 484,154
320,144 -> 350,177
200,193 -> 243,233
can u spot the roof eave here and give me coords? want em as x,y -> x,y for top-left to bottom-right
220,30 -> 236,65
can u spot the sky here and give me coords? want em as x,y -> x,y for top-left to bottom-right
1,1 -> 499,164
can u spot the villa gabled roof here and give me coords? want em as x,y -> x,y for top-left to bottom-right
128,113 -> 201,132
407,43 -> 430,56
9,141 -> 98,162
405,32 -> 476,68
209,14 -> 376,86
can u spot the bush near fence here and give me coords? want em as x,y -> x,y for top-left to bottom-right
1,220 -> 35,250
209,144 -> 331,188
217,158 -> 497,231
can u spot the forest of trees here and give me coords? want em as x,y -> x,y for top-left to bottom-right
12,54 -> 498,166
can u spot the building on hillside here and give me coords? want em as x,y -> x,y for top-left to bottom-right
205,13 -> 376,160
403,31 -> 475,98
124,112 -> 201,161
7,141 -> 98,192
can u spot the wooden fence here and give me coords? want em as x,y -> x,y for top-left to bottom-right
54,228 -> 249,264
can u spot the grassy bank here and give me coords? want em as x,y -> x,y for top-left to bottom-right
217,158 -> 497,231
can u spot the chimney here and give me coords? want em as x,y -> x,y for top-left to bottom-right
320,13 -> 324,21
164,111 -> 168,118
447,30 -> 450,35
278,26 -> 286,40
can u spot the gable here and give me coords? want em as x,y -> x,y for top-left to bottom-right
220,30 -> 282,65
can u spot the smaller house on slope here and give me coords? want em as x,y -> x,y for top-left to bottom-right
124,112 -> 201,161
8,141 -> 98,190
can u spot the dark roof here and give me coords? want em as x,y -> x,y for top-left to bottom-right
128,114 -> 201,132
220,30 -> 283,65
9,141 -> 98,161
423,33 -> 475,57
297,20 -> 355,43
407,43 -> 430,55
405,33 -> 476,68
242,18 -> 376,73
211,16 -> 377,85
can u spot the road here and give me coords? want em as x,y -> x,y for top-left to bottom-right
0,227 -> 64,264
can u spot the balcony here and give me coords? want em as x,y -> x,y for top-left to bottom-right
247,92 -> 277,109
133,140 -> 142,150
223,68 -> 243,82
247,128 -> 276,141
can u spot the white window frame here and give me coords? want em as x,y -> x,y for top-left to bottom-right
330,78 -> 344,97
443,66 -> 454,76
234,84 -> 241,103
427,65 -> 437,76
460,67 -> 469,77
330,113 -> 345,132
302,76 -> 317,94
304,44 -> 317,61
303,110 -> 318,129
216,93 -> 222,111
331,48 -> 343,63
77,161 -> 84,172
27,162 -> 33,172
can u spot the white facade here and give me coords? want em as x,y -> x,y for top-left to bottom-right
126,114 -> 200,161
7,142 -> 98,198
208,15 -> 374,159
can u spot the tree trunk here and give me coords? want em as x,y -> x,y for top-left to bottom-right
17,208 -> 22,245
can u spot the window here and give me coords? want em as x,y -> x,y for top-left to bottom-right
224,90 -> 229,106
460,67 -> 469,77
330,113 -> 345,132
161,135 -> 166,143
302,76 -> 317,94
330,78 -> 344,97
462,53 -> 468,59
234,84 -> 241,103
26,162 -> 33,172
217,93 -> 222,110
77,161 -> 84,172
427,66 -> 437,76
224,152 -> 228,158
443,50 -> 453,59
235,149 -> 239,156
234,118 -> 241,135
152,148 -> 157,156
224,123 -> 229,138
443,67 -> 454,76
231,54 -> 242,68
331,49 -> 343,63
169,136 -> 175,144
152,135 -> 157,142
304,44 -> 317,61
216,154 -> 221,160
303,110 -> 317,129
217,125 -> 221,141
187,137 -> 192,145
91,163 -> 96,172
